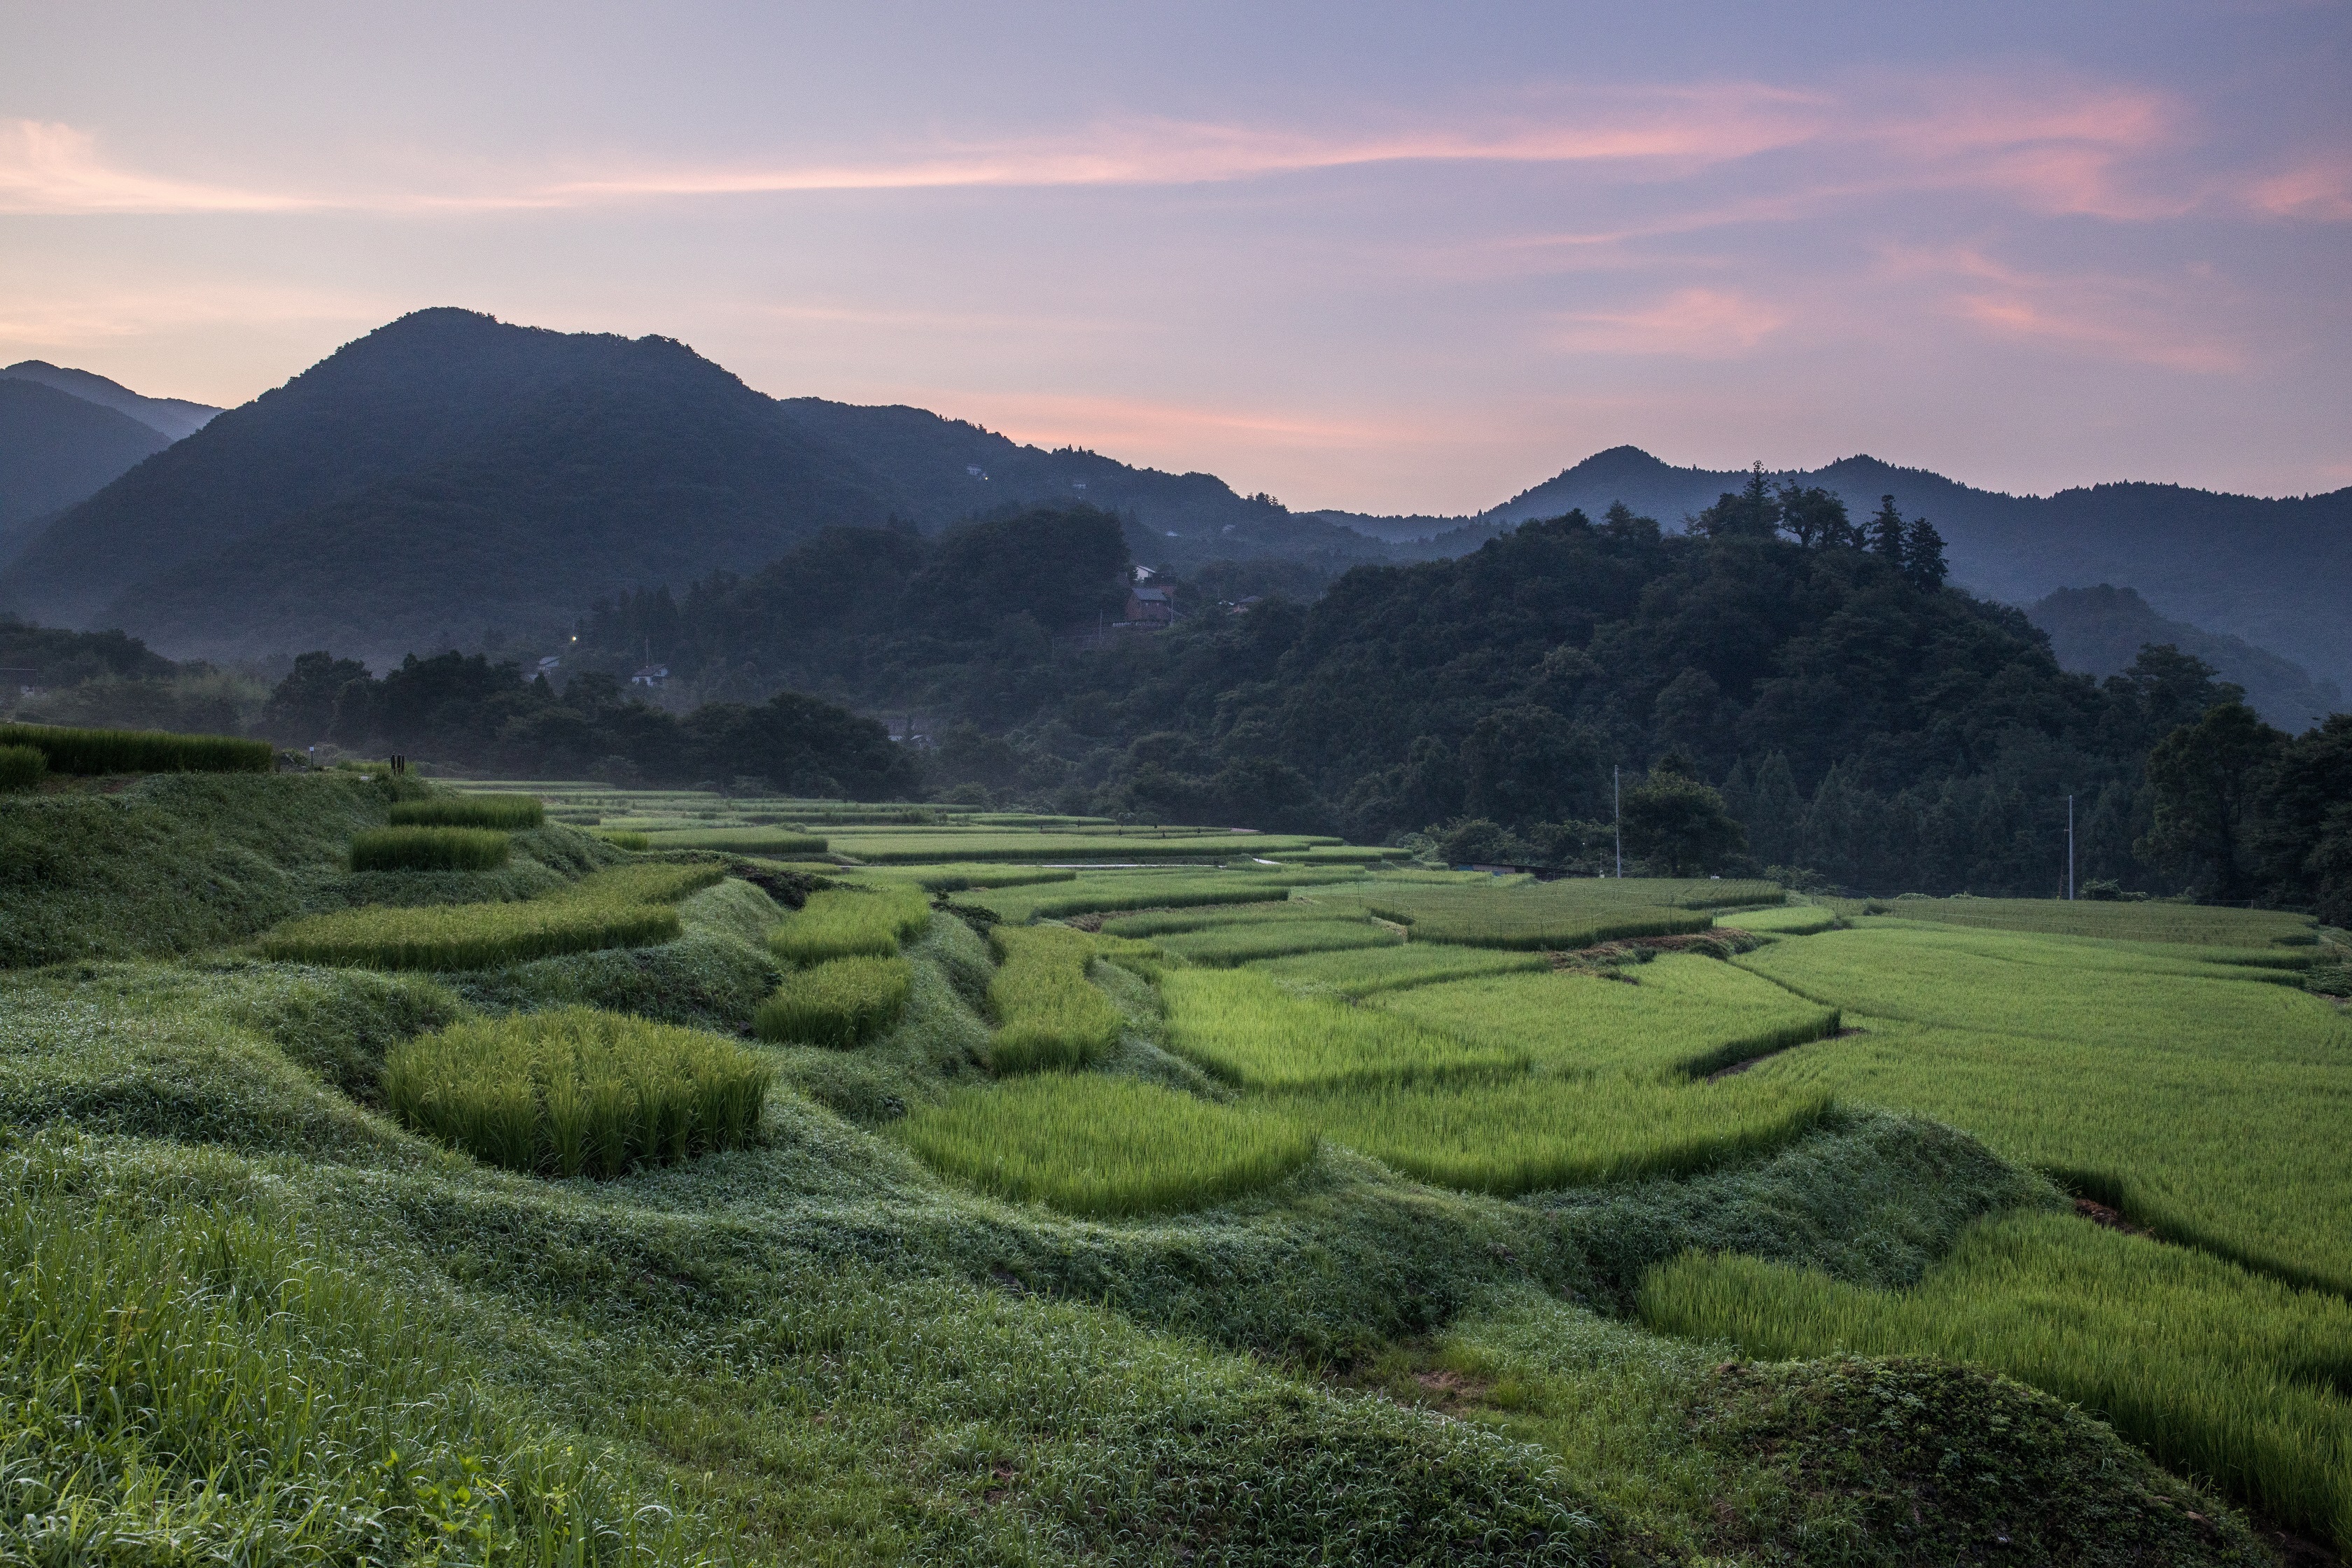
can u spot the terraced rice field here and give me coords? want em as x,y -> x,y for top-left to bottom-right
1162,969 -> 1523,1088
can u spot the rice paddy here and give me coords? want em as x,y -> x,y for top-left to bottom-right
257,862 -> 724,970
634,827 -> 831,855
1639,1210 -> 2352,1548
897,1076 -> 1317,1216
1352,883 -> 1716,950
0,721 -> 274,775
1153,918 -> 1402,967
766,886 -> 932,963
1854,895 -> 2318,948
1282,1075 -> 1835,1195
348,825 -> 512,872
825,830 -> 1337,864
0,743 -> 44,790
755,954 -> 912,1047
1372,957 -> 1840,1080
1161,969 -> 1522,1088
388,794 -> 547,829
384,1007 -> 770,1177
959,867 -> 1365,923
986,925 -> 1126,1072
1250,943 -> 1554,997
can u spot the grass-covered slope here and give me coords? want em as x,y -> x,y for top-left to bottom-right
0,774 -> 2301,1565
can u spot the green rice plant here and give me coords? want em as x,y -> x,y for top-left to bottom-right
0,721 -> 274,775
842,863 -> 1079,892
1283,1075 -> 1834,1195
1867,895 -> 2316,948
963,867 -> 1364,923
768,886 -> 932,963
1738,923 -> 2352,1294
1374,956 -> 1840,1080
634,827 -> 830,855
556,862 -> 727,905
1266,846 -> 1405,864
1715,903 -> 1840,935
1154,918 -> 1404,967
1360,887 -> 1712,950
987,925 -> 1126,1072
349,825 -> 512,872
1252,943 -> 1554,997
822,830 -> 1337,864
385,1007 -> 770,1177
898,1076 -> 1317,1216
595,830 -> 651,850
1100,900 -> 1328,936
0,743 -> 44,792
755,955 -> 912,1047
1638,1211 -> 2352,1552
1161,968 -> 1522,1089
260,899 -> 680,970
388,794 -> 547,829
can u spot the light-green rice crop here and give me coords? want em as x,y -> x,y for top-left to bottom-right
349,825 -> 511,872
898,1076 -> 1316,1217
384,1007 -> 770,1177
1284,1075 -> 1833,1195
755,955 -> 912,1048
1860,895 -> 2316,948
824,831 -> 1336,864
595,830 -> 651,850
1154,918 -> 1404,967
987,925 -> 1126,1072
1350,883 -> 1713,950
1639,1210 -> 2352,1552
842,863 -> 1079,892
768,886 -> 932,963
388,795 -> 547,829
961,867 -> 1364,923
257,863 -> 722,970
1250,944 -> 1555,997
1737,923 -> 2352,1294
1100,901 -> 1323,937
1714,903 -> 1840,935
1373,957 -> 1840,1080
1161,969 -> 1522,1089
635,827 -> 830,855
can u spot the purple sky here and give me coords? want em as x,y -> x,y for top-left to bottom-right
2,1 -> 2345,511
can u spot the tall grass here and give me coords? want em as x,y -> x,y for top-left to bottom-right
0,1191 -> 679,1564
390,794 -> 547,829
1161,969 -> 1522,1088
987,925 -> 1126,1072
899,1077 -> 1317,1216
1639,1211 -> 2352,1552
0,742 -> 43,791
768,886 -> 932,963
1252,943 -> 1553,997
0,721 -> 274,775
349,825 -> 512,872
1285,1075 -> 1834,1195
755,955 -> 912,1047
385,1007 -> 770,1177
1374,957 -> 1840,1080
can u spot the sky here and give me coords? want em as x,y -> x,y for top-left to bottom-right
1,1 -> 2346,512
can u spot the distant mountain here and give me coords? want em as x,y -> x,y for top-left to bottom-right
0,360 -> 220,441
0,309 -> 1381,665
1415,447 -> 2352,692
2026,584 -> 2343,734
0,380 -> 170,561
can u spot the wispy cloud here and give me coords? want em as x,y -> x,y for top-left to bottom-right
0,120 -> 312,214
2244,155 -> 2352,219
1885,245 -> 2245,372
1552,288 -> 1788,356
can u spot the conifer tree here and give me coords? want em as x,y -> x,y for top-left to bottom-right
1868,495 -> 1907,564
1902,516 -> 1949,589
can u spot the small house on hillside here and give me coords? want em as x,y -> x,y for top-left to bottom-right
1123,585 -> 1175,626
629,664 -> 668,689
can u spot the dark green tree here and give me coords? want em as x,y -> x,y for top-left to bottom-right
1774,483 -> 1851,549
1868,496 -> 1907,564
2246,713 -> 2352,925
1902,517 -> 1949,589
2140,701 -> 2286,899
1620,766 -> 1747,876
1693,465 -> 1781,539
263,651 -> 372,743
1460,704 -> 1608,822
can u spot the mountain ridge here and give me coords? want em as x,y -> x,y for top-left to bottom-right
0,360 -> 220,441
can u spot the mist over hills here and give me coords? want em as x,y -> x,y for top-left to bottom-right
0,360 -> 221,442
0,380 -> 169,552
0,307 -> 2341,696
2026,584 -> 2344,734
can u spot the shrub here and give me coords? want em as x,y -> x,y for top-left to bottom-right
349,826 -> 512,872
899,1076 -> 1317,1216
755,955 -> 913,1047
987,925 -> 1125,1072
388,795 -> 546,829
769,886 -> 932,964
0,743 -> 44,792
0,721 -> 273,775
384,1007 -> 771,1177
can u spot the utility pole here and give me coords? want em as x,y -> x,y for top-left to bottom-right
1614,765 -> 1623,878
2067,793 -> 2076,901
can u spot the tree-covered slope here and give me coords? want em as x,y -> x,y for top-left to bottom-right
2029,584 -> 2343,734
0,379 -> 169,557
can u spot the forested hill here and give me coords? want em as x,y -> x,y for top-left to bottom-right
566,497 -> 2239,895
1410,446 -> 2352,692
0,309 -> 1381,665
0,380 -> 169,551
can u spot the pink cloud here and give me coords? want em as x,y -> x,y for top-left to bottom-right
2245,157 -> 2352,220
1553,288 -> 1788,356
0,120 -> 309,214
1884,244 -> 2245,372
